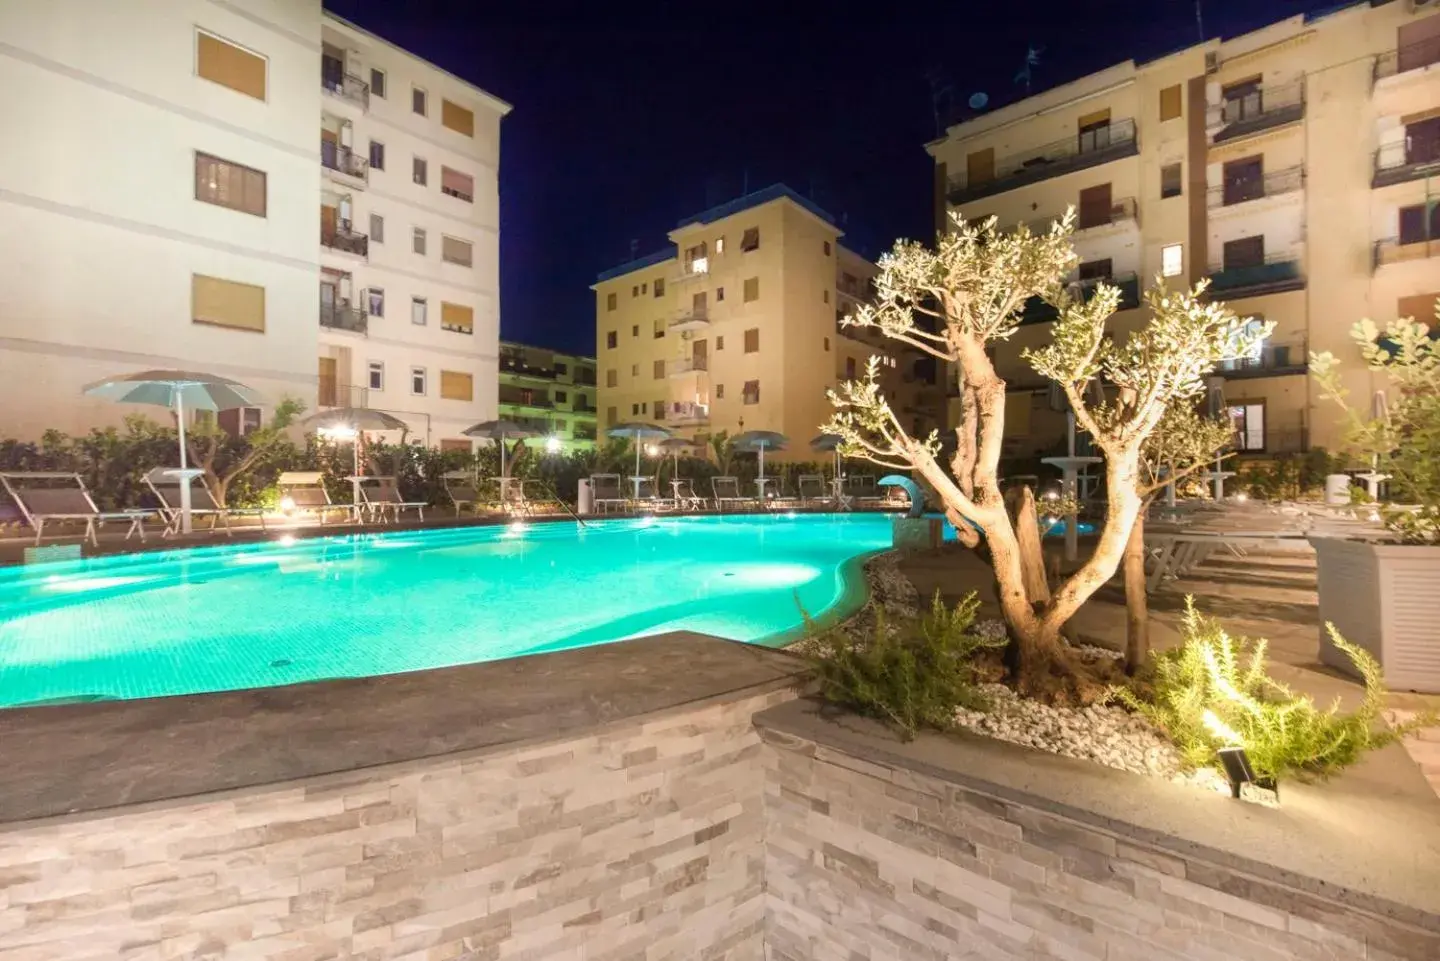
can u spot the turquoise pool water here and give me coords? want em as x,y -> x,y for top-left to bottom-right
0,515 -> 896,707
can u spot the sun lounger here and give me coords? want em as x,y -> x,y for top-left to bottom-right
672,478 -> 707,512
1144,530 -> 1309,593
629,476 -> 670,513
143,467 -> 266,535
276,471 -> 353,525
712,476 -> 756,512
443,471 -> 480,515
797,474 -> 835,509
361,476 -> 427,524
1,472 -> 157,546
590,474 -> 628,514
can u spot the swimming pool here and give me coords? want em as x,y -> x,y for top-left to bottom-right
0,515 -> 896,707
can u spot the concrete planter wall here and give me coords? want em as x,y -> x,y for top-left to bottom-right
1310,536 -> 1440,693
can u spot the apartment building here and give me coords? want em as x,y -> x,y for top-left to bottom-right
593,185 -> 941,460
926,0 -> 1440,461
497,342 -> 599,451
0,1 -> 508,447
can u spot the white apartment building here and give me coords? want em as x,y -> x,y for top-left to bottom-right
0,0 -> 508,447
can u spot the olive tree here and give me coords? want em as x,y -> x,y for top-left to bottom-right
824,211 -> 1266,695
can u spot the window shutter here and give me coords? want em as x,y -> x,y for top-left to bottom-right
441,99 -> 475,137
439,370 -> 473,401
196,31 -> 267,101
192,274 -> 265,332
441,301 -> 474,333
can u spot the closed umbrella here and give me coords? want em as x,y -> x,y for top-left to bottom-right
299,408 -> 410,513
464,420 -> 539,495
82,369 -> 265,534
607,422 -> 671,498
657,437 -> 698,497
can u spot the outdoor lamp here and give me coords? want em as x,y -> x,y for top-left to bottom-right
545,436 -> 562,454
1217,746 -> 1257,799
645,444 -> 658,456
280,496 -> 296,512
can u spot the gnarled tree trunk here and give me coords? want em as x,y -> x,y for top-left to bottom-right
1123,508 -> 1148,673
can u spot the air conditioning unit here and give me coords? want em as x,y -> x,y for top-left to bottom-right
1205,51 -> 1219,73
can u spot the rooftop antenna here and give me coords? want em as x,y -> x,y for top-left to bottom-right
1195,0 -> 1205,42
926,67 -> 955,136
1014,44 -> 1044,94
629,238 -> 639,259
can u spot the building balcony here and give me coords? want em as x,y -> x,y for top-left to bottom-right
317,377 -> 368,409
669,305 -> 711,332
320,220 -> 368,258
1214,336 -> 1308,379
1207,82 -> 1305,145
1074,197 -> 1139,233
1207,165 -> 1303,210
319,301 -> 367,334
674,260 -> 709,284
1372,142 -> 1440,189
498,392 -> 555,411
321,58 -> 369,110
573,428 -> 598,442
946,119 -> 1139,205
667,402 -> 710,426
668,357 -> 709,377
1020,272 -> 1140,326
1373,237 -> 1440,270
320,141 -> 368,188
1206,255 -> 1305,298
499,357 -> 558,381
1373,39 -> 1440,85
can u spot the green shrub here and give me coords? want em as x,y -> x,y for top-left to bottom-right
798,591 -> 1004,740
1116,601 -> 1434,782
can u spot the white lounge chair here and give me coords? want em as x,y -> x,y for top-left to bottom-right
361,476 -> 427,524
1,472 -> 156,546
590,474 -> 628,514
672,478 -> 707,512
629,476 -> 669,513
143,467 -> 266,535
444,471 -> 480,516
712,476 -> 756,512
276,471 -> 353,525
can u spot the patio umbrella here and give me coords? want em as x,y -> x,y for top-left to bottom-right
82,369 -> 265,534
463,419 -> 539,485
607,422 -> 672,497
733,430 -> 788,481
299,408 -> 410,511
656,437 -> 698,483
811,433 -> 847,499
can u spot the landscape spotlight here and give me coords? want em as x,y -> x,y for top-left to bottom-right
1217,746 -> 1257,799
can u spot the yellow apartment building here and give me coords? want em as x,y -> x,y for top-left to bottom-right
926,1 -> 1440,462
592,186 -> 942,459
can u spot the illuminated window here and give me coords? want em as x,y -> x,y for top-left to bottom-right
1161,244 -> 1183,278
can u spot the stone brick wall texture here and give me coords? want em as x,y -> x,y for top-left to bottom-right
0,687 -> 793,961
759,727 -> 1440,961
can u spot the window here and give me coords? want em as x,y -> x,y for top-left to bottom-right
642,283 -> 647,294
653,359 -> 665,379
715,236 -> 726,255
1399,291 -> 1440,322
413,227 -> 427,255
743,277 -> 759,302
824,336 -> 830,351
606,331 -> 617,349
217,407 -> 262,437
631,403 -> 639,415
966,148 -> 995,186
823,289 -> 829,304
441,99 -> 475,137
653,401 -> 665,421
1161,243 -> 1184,278
440,370 -> 473,401
654,277 -> 665,298
631,363 -> 639,376
823,241 -> 832,256
368,361 -> 384,391
1159,84 -> 1182,121
1404,115 -> 1440,167
369,68 -> 386,98
442,235 -> 473,267
632,285 -> 639,297
1221,318 -> 1269,371
653,318 -> 665,339
1223,236 -> 1265,270
413,157 -> 428,186
192,274 -> 264,332
845,357 -> 857,379
1077,109 -> 1112,152
555,390 -> 568,403
1077,183 -> 1113,229
606,406 -> 618,425
411,297 -> 427,326
367,287 -> 385,317
196,29 -> 266,101
1228,402 -> 1265,452
744,328 -> 759,353
716,384 -> 725,399
411,367 -> 427,396
369,213 -> 384,243
1078,259 -> 1112,281
369,140 -> 385,171
716,335 -> 725,350
1161,163 -> 1183,199
606,293 -> 617,312
194,153 -> 266,217
412,86 -> 428,116
441,166 -> 474,202
1221,77 -> 1262,125
441,302 -> 474,334
632,325 -> 639,337
1398,203 -> 1440,245
742,380 -> 760,405
741,227 -> 760,252
716,287 -> 725,302
1222,156 -> 1264,206
606,370 -> 618,388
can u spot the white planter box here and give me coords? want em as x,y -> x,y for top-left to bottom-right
1310,536 -> 1440,693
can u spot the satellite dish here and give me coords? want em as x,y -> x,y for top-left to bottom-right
968,92 -> 989,110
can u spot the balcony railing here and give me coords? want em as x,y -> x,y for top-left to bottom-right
1206,254 -> 1304,297
498,392 -> 554,410
320,219 -> 369,258
669,305 -> 711,331
319,301 -> 367,334
499,358 -> 558,381
675,259 -> 710,283
320,141 -> 368,184
668,357 -> 709,377
1075,197 -> 1139,232
667,402 -> 710,425
1208,165 -> 1304,209
946,119 -> 1139,205
573,428 -> 598,441
1372,141 -> 1440,189
1373,38 -> 1440,83
1215,336 -> 1308,378
1020,272 -> 1140,325
320,61 -> 370,109
1373,237 -> 1440,270
1209,82 -> 1305,144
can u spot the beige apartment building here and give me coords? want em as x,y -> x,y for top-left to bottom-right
0,1 -> 507,447
927,1 -> 1440,462
593,186 -> 942,460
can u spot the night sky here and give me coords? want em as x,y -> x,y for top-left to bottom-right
324,0 -> 1316,356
